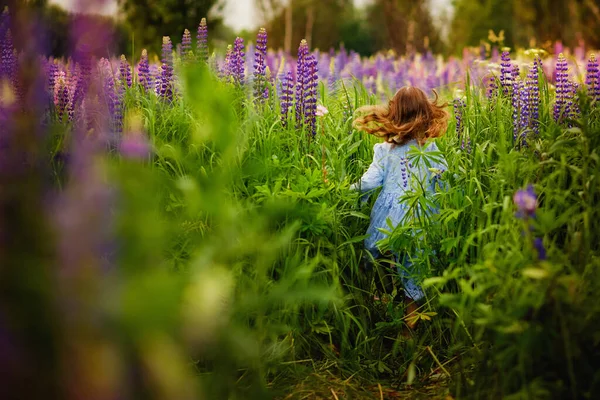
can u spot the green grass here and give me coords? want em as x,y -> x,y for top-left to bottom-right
42,61 -> 600,399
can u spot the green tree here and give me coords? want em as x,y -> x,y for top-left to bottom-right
117,0 -> 225,56
367,0 -> 444,55
448,0 -> 514,53
256,0 -> 352,53
449,0 -> 600,53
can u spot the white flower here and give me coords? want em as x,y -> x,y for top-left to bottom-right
316,105 -> 329,117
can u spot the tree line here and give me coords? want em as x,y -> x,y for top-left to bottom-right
4,0 -> 600,59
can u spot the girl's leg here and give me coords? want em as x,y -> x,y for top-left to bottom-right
398,254 -> 425,331
363,248 -> 394,299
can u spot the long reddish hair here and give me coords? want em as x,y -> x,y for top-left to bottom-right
353,86 -> 449,145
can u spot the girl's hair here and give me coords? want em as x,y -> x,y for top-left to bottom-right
353,86 -> 449,145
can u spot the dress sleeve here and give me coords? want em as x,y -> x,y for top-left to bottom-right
350,143 -> 385,193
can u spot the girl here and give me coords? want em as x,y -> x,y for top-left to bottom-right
350,86 -> 449,332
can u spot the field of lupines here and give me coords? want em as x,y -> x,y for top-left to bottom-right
2,6 -> 600,399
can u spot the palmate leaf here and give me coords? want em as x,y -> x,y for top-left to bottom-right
406,145 -> 445,168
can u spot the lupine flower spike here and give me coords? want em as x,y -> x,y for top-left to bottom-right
553,53 -> 570,123
303,52 -> 319,135
500,50 -> 513,96
181,29 -> 192,61
280,70 -> 294,127
137,49 -> 152,91
295,40 -> 309,129
119,55 -> 132,88
231,37 -> 245,85
586,53 -> 599,103
158,36 -> 174,101
197,18 -> 208,64
253,28 -> 268,101
529,57 -> 541,134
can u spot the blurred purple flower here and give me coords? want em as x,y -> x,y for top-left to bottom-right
514,185 -> 537,218
280,70 -> 294,127
1,28 -> 16,86
585,53 -> 599,102
533,237 -> 547,260
54,72 -> 70,122
120,133 -> 150,160
47,59 -> 58,96
181,28 -> 192,60
99,58 -> 123,133
158,37 -> 174,101
197,18 -> 208,64
529,57 -> 541,134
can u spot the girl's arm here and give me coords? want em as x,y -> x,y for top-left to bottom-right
350,143 -> 385,193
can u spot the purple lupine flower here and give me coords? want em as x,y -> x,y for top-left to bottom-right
511,63 -> 519,92
66,66 -> 79,122
1,29 -> 16,84
253,27 -> 268,101
585,53 -> 599,103
484,74 -> 498,100
565,81 -> 580,124
295,40 -> 309,129
54,72 -> 70,122
327,57 -> 336,92
512,74 -> 522,144
533,237 -> 547,260
71,44 -> 92,116
99,58 -> 123,133
500,50 -> 512,96
197,18 -> 208,64
518,78 -> 530,146
230,37 -> 245,85
280,70 -> 294,127
137,49 -> 152,91
303,52 -> 319,135
120,116 -> 151,160
529,57 -> 541,134
120,133 -> 150,160
364,75 -> 376,95
453,98 -> 471,151
119,54 -> 132,88
513,185 -> 537,219
158,36 -> 174,101
47,59 -> 58,97
275,58 -> 286,98
181,28 -> 192,61
161,35 -> 173,67
401,157 -> 409,188
221,44 -> 233,80
453,98 -> 464,137
479,43 -> 487,60
553,53 -> 569,123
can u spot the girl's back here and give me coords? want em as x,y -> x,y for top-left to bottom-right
376,140 -> 445,196
350,86 -> 449,320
